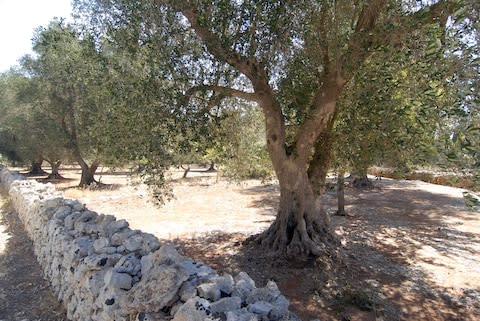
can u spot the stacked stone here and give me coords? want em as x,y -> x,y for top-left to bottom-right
0,168 -> 302,321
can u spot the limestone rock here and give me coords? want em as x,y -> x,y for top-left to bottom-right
104,219 -> 129,237
93,237 -> 110,253
197,282 -> 222,301
172,297 -> 212,321
136,311 -> 170,321
248,301 -> 274,316
179,280 -> 198,302
226,308 -> 259,321
210,296 -> 242,315
123,234 -> 143,252
127,262 -> 188,311
114,254 -> 141,275
104,269 -> 133,290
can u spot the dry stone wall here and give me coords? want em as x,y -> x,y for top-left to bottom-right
0,166 -> 303,321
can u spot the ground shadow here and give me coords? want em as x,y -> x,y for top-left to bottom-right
173,179 -> 480,321
238,184 -> 279,217
57,182 -> 123,192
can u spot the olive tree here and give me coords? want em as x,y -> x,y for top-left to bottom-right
74,0 -> 464,258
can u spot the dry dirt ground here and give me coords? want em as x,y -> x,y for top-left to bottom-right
1,166 -> 479,321
0,196 -> 68,321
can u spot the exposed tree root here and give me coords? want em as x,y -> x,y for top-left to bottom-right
26,169 -> 48,176
352,175 -> 374,189
47,173 -> 65,180
248,218 -> 342,270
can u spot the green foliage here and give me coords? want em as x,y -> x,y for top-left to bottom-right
331,0 -> 479,177
210,104 -> 273,181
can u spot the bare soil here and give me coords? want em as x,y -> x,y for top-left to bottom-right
2,166 -> 479,321
0,195 -> 68,321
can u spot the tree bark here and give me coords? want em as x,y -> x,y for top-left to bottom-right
255,159 -> 338,258
206,161 -> 215,172
78,158 -> 99,187
336,170 -> 346,216
46,160 -> 63,179
28,157 -> 47,176
181,165 -> 190,178
351,166 -> 373,188
308,121 -> 336,196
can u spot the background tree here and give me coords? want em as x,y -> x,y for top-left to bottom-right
21,20 -> 116,186
211,103 -> 273,181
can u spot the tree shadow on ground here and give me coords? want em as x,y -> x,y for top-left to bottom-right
173,179 -> 480,321
56,182 -> 123,192
238,184 -> 279,217
0,195 -> 69,321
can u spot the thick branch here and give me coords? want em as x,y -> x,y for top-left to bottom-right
294,72 -> 346,164
295,0 -> 459,163
183,85 -> 261,106
355,0 -> 387,32
172,1 -> 264,83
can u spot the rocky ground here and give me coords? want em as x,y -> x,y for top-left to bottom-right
1,166 -> 479,321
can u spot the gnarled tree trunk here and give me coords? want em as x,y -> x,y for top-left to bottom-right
78,158 -> 99,187
252,73 -> 344,259
255,157 -> 338,259
28,157 -> 47,176
46,160 -> 63,179
308,124 -> 335,196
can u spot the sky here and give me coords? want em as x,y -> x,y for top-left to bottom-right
0,0 -> 72,72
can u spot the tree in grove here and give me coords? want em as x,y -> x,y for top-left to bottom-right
74,0 -> 467,258
22,20 -> 114,186
0,71 -> 57,175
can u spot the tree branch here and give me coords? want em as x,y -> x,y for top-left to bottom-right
182,84 -> 261,106
354,0 -> 387,32
343,0 -> 460,77
171,1 -> 265,83
295,0 -> 460,164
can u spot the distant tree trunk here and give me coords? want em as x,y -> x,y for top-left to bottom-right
77,157 -> 99,187
181,165 -> 190,178
336,170 -> 346,216
46,160 -> 63,179
206,161 -> 216,172
28,156 -> 47,175
351,166 -> 373,188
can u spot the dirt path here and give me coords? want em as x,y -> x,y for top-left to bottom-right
0,195 -> 68,321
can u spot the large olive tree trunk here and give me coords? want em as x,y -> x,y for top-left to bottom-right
176,0 -> 455,259
75,153 -> 99,187
46,160 -> 63,179
28,156 -> 47,175
258,160 -> 336,257
251,74 -> 344,258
